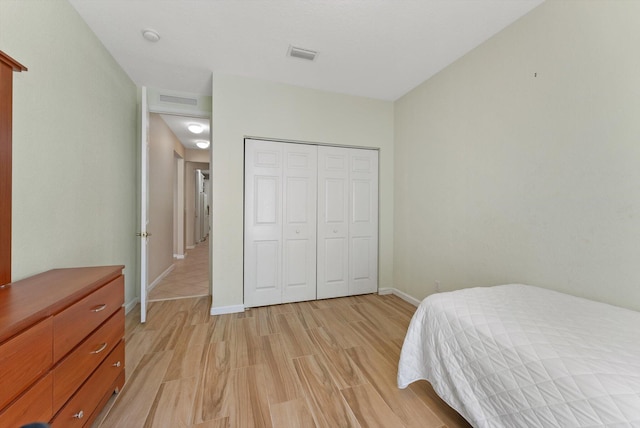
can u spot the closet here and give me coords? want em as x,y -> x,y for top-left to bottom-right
244,139 -> 378,307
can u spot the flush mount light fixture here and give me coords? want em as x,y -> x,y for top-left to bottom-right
196,140 -> 210,149
187,124 -> 204,134
142,29 -> 161,43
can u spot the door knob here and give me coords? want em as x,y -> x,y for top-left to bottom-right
295,229 -> 300,234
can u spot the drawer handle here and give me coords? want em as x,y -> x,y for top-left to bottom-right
74,410 -> 84,419
113,361 -> 121,368
91,342 -> 108,354
91,303 -> 107,312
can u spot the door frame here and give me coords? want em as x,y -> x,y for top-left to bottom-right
138,88 -> 212,323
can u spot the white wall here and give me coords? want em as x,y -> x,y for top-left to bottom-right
211,74 -> 394,309
148,113 -> 184,284
394,1 -> 640,310
0,0 -> 138,305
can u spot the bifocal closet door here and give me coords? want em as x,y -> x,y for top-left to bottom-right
317,147 -> 378,299
245,140 -> 284,307
317,147 -> 351,299
244,140 -> 317,307
348,149 -> 378,295
281,143 -> 317,303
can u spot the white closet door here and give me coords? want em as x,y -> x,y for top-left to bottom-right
282,143 -> 317,303
348,149 -> 378,295
317,147 -> 350,299
244,140 -> 283,307
245,140 -> 317,307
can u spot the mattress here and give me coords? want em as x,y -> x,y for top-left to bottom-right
397,284 -> 640,427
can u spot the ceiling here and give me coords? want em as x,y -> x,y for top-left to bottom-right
159,115 -> 210,151
68,0 -> 543,101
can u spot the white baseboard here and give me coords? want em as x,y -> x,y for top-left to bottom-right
147,264 -> 175,293
378,287 -> 421,307
173,253 -> 186,260
186,245 -> 196,250
124,297 -> 139,315
210,304 -> 245,316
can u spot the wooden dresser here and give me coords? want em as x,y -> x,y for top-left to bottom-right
0,266 -> 125,427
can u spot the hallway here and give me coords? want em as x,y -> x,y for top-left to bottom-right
148,240 -> 209,301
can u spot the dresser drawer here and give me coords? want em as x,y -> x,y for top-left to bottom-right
51,340 -> 124,428
0,372 -> 53,427
54,275 -> 124,361
53,307 -> 124,411
0,317 -> 53,409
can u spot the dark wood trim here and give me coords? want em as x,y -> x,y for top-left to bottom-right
0,50 -> 27,286
0,51 -> 28,72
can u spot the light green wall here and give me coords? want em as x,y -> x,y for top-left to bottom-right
211,74 -> 394,309
0,0 -> 138,305
5,0 -> 634,314
394,0 -> 640,310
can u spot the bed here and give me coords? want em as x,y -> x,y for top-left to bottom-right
397,284 -> 640,427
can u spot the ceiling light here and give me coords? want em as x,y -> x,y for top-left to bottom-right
187,124 -> 204,134
288,46 -> 318,61
142,29 -> 161,43
196,140 -> 210,149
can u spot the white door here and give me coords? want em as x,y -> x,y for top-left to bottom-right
317,147 -> 378,298
317,147 -> 350,299
348,149 -> 378,295
139,86 -> 150,323
282,143 -> 317,303
244,140 -> 317,307
244,140 -> 284,307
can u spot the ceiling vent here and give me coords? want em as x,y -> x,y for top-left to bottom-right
159,94 -> 198,106
288,46 -> 318,61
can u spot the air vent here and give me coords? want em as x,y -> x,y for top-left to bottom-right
288,46 -> 318,61
159,94 -> 198,106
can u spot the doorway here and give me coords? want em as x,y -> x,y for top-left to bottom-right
145,112 -> 211,302
138,87 -> 212,322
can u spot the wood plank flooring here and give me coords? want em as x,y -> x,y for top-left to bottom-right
93,294 -> 471,428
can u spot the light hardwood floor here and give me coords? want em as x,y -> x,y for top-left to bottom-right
148,240 -> 209,301
93,294 -> 471,428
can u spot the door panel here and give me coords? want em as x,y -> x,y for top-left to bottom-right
285,239 -> 308,285
325,179 -> 347,222
324,237 -> 347,283
351,237 -> 372,279
244,140 -> 283,307
317,146 -> 349,299
254,241 -> 279,290
286,178 -> 309,223
245,140 -> 317,306
349,149 -> 378,295
282,143 -> 317,303
255,176 -> 279,224
352,180 -> 372,222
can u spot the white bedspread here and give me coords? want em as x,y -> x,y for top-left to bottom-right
397,284 -> 640,427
